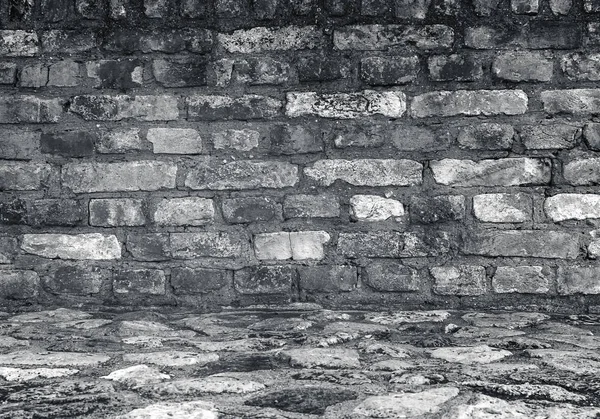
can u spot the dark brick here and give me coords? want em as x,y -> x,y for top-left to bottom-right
222,197 -> 281,223
0,163 -> 51,191
0,270 -> 39,299
88,59 -> 143,89
253,0 -> 277,18
511,0 -> 538,14
114,269 -> 166,295
390,125 -> 451,151
152,58 -> 207,87
234,57 -> 292,85
104,29 -> 213,54
326,0 -> 354,15
234,265 -> 295,294
333,125 -> 384,148
410,196 -> 465,224
126,233 -> 170,261
457,123 -> 514,150
45,265 -> 108,294
0,199 -> 27,225
292,0 -> 313,14
19,64 -> 47,88
363,261 -> 420,292
41,0 -> 70,22
360,56 -> 419,85
529,22 -> 581,49
187,95 -> 281,121
0,237 -> 18,264
145,0 -> 168,17
0,97 -> 62,124
299,265 -> 357,292
182,0 -> 209,16
41,30 -> 98,54
395,0 -> 431,18
29,199 -> 84,226
284,195 -> 340,218
297,55 -> 350,82
473,0 -> 501,15
0,63 -> 17,84
171,267 -> 229,294
361,0 -> 390,15
170,232 -> 246,259
270,125 -> 322,155
41,132 -> 95,157
9,0 -> 34,22
0,128 -> 40,159
216,0 -> 249,16
76,0 -> 106,18
429,54 -> 483,81
338,231 -> 452,258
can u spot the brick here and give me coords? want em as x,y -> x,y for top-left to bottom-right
290,231 -> 330,260
520,124 -> 579,150
254,231 -> 330,260
334,25 -> 453,50
234,266 -> 294,295
213,129 -> 260,151
48,61 -> 80,87
287,91 -> 406,119
86,60 -> 143,89
9,0 -> 34,21
144,0 -> 168,16
187,95 -> 281,120
410,195 -> 465,224
235,57 -> 291,85
147,128 -> 202,154
77,0 -> 104,18
222,197 -> 281,223
0,128 -> 40,159
585,0 -> 600,11
152,58 -> 207,87
0,270 -> 39,299
127,233 -> 170,261
549,0 -> 571,14
218,26 -> 323,53
0,237 -> 18,263
0,199 -> 26,224
40,0 -> 69,22
254,232 -> 291,260
299,266 -> 357,292
558,266 -> 600,294
305,159 -> 422,186
326,0 -> 353,15
433,0 -> 459,15
185,160 -> 298,190
338,231 -> 451,257
542,89 -> 600,115
253,0 -> 278,18
284,195 -> 340,218
466,23 -> 580,50
391,126 -> 451,151
493,52 -> 553,82
350,195 -> 404,221
431,265 -> 487,296
333,125 -> 384,149
182,0 -> 209,17
473,193 -> 532,223
96,129 -> 146,153
105,29 -> 213,54
62,161 -> 176,193
492,266 -> 550,294
0,31 -> 38,56
171,267 -> 229,294
45,265 -> 108,294
361,0 -> 390,15
153,197 -> 214,226
110,0 -> 127,18
89,199 -> 145,227
0,163 -> 51,191
0,63 -> 17,84
270,125 -> 322,154
297,55 -> 350,82
428,54 -> 483,82
563,158 -> 600,185
360,56 -> 419,85
545,194 -> 600,222
20,64 -> 48,87
292,0 -> 313,14
29,199 -> 84,226
584,123 -> 600,151
210,59 -> 234,87
21,233 -> 122,260
588,23 -> 600,46
511,0 -> 538,13
473,0 -> 501,15
0,96 -> 62,123
363,261 -> 419,292
170,232 -> 245,259
395,0 -> 432,18
70,95 -> 179,121
562,54 -> 600,81
430,158 -> 550,187
462,230 -> 579,259
216,0 -> 249,16
457,123 -> 514,150
41,30 -> 98,54
114,269 -> 166,295
41,132 -> 95,157
411,90 -> 528,118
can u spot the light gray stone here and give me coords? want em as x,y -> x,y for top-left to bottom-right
350,195 -> 405,221
21,233 -> 121,260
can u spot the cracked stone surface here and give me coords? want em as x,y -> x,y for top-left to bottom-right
0,307 -> 600,418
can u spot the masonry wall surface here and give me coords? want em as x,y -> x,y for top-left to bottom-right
1,0 -> 600,312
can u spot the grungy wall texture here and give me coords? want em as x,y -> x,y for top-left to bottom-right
1,0 -> 600,312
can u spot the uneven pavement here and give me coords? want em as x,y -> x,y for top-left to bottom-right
2,305 -> 600,418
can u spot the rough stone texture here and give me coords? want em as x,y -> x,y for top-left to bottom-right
363,261 -> 419,292
410,195 -> 465,224
222,197 -> 281,223
584,123 -> 600,150
360,56 -> 419,85
170,232 -> 245,259
0,270 -> 39,299
429,54 -> 483,81
254,231 -> 330,260
541,89 -> 600,114
153,197 -> 214,226
171,267 -> 229,294
545,194 -> 600,221
411,90 -> 528,117
299,265 -> 358,292
234,266 -> 295,295
492,266 -> 551,294
493,52 -> 552,81
520,123 -> 579,150
353,387 -> 459,417
431,265 -> 488,296
563,158 -> 600,185
147,128 -> 202,154
0,163 -> 51,191
350,195 -> 405,221
21,234 -> 121,260
473,193 -> 532,223
284,195 -> 340,218
96,129 -> 146,153
187,95 -> 281,120
213,129 -> 260,151
338,231 -> 452,257
557,266 -> 600,294
89,199 -> 145,227
218,26 -> 324,53
114,269 -> 166,295
333,25 -> 454,50
70,95 -> 179,121
305,159 -> 422,186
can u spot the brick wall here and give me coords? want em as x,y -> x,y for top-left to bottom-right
1,0 -> 600,312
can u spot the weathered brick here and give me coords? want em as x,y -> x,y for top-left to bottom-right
361,0 -> 390,15
209,59 -> 234,87
270,125 -> 322,154
253,0 -> 278,19
457,123 -> 514,150
350,195 -> 404,221
466,23 -> 580,50
492,266 -> 550,294
0,163 -> 51,191
299,266 -> 357,292
0,237 -> 18,263
334,25 -> 453,50
284,195 -> 340,218
216,0 -> 249,16
305,159 -> 422,186
182,0 -> 209,17
338,231 -> 451,257
19,64 -> 48,87
0,199 -> 26,224
395,0 -> 432,18
29,199 -> 84,226
77,0 -> 105,18
588,23 -> 600,46
70,95 -> 179,121
391,126 -> 451,151
41,30 -> 98,54
89,199 -> 145,227
218,26 -> 323,53
48,60 -> 80,87
147,128 -> 202,154
41,132 -> 95,157
542,89 -> 600,115
152,58 -> 207,87
213,129 -> 260,151
287,91 -> 406,119
62,161 -> 176,193
9,0 -> 34,21
170,232 -> 245,258
153,197 -> 214,226
333,125 -> 384,149
493,52 -> 553,82
234,57 -> 292,85
254,232 -> 291,260
432,265 -> 487,296
171,267 -> 229,294
144,0 -> 168,17
562,53 -> 600,81
234,266 -> 294,295
86,60 -> 143,89
105,29 -> 213,54
21,233 -> 121,260
558,266 -> 600,294
410,195 -> 465,224
45,265 -> 108,295
114,269 -> 166,295
511,0 -> 538,13
0,96 -> 62,123
428,54 -> 483,82
222,197 -> 281,223
0,128 -> 40,159
360,56 -> 419,85
127,233 -> 170,261
563,158 -> 600,185
40,0 -> 69,22
297,55 -> 350,82
0,270 -> 39,299
549,0 -> 571,14
545,194 -> 600,222
520,124 -> 579,150
185,160 -> 298,190
187,95 -> 281,120
110,0 -> 127,18
363,261 -> 419,292
585,0 -> 600,12
411,90 -> 528,118
584,123 -> 600,151
325,0 -> 353,15
254,231 -> 330,260
473,0 -> 501,15
0,63 -> 17,84
290,231 -> 331,260
0,31 -> 38,56
292,0 -> 313,14
473,193 -> 532,223
462,230 -> 579,259
431,158 -> 550,187
96,129 -> 146,153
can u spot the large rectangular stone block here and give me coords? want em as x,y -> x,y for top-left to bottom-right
338,231 -> 452,257
411,90 -> 528,117
541,89 -> 600,114
0,96 -> 62,123
218,26 -> 324,52
170,232 -> 246,258
70,95 -> 179,121
21,233 -> 121,260
305,159 -> 422,186
0,163 -> 51,191
333,24 -> 454,50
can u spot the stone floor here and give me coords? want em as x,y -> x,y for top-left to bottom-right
1,305 -> 600,418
